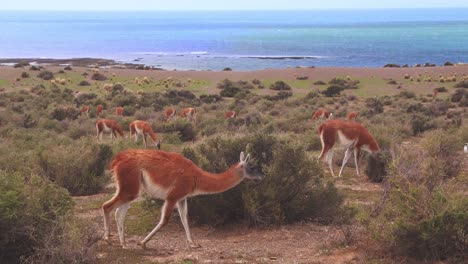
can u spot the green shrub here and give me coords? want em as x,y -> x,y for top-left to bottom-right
64,65 -> 72,71
313,80 -> 326,85
322,85 -> 344,97
387,79 -> 397,85
383,63 -> 400,68
451,89 -> 467,103
328,78 -> 359,89
36,141 -> 112,195
264,91 -> 293,101
435,86 -> 448,92
454,80 -> 468,88
370,143 -> 467,261
182,133 -> 349,226
0,171 -> 74,262
29,65 -> 40,71
444,61 -> 454,66
365,151 -> 391,183
199,94 -> 222,104
90,72 -> 107,81
13,61 -> 29,68
78,80 -> 91,86
365,97 -> 384,114
269,81 -> 291,91
20,72 -> 30,78
399,90 -> 416,99
37,71 -> 54,80
410,114 -> 435,136
159,119 -> 196,142
50,106 -> 80,121
220,86 -> 241,97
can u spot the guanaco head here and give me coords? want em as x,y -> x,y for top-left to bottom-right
238,151 -> 264,181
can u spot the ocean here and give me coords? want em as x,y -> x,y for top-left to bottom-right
1,9 -> 468,70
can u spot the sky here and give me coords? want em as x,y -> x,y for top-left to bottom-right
1,0 -> 468,11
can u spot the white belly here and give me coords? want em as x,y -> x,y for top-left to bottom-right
135,126 -> 144,135
140,170 -> 169,199
337,131 -> 356,148
103,123 -> 112,132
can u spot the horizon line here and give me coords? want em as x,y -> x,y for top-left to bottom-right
2,7 -> 468,12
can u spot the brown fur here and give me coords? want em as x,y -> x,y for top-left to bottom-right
318,119 -> 380,177
347,111 -> 358,121
80,106 -> 89,115
224,111 -> 237,119
96,119 -> 125,140
179,107 -> 196,121
165,107 -> 176,121
310,109 -> 331,121
116,106 -> 123,116
129,120 -> 159,148
96,105 -> 104,116
102,149 -> 249,248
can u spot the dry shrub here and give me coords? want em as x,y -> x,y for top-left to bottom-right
36,140 -> 112,195
370,130 -> 467,261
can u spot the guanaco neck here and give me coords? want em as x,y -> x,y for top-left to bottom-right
192,164 -> 243,195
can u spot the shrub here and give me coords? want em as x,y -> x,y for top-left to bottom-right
37,71 -> 54,80
269,81 -> 291,91
222,67 -> 232,71
264,91 -> 293,101
322,85 -> 343,97
296,76 -> 308,80
36,141 -> 112,195
64,65 -> 72,71
0,171 -> 74,262
435,86 -> 448,92
383,63 -> 401,68
370,142 -> 467,261
73,93 -> 97,105
443,61 -> 454,66
410,114 -> 435,135
160,119 -> 196,142
451,89 -> 467,103
454,80 -> 468,88
365,151 -> 391,183
252,79 -> 261,85
399,90 -> 416,99
220,86 -> 241,97
78,80 -> 91,86
199,94 -> 222,104
13,61 -> 29,68
29,65 -> 40,71
181,133 -> 350,226
313,80 -> 326,85
21,72 -> 30,78
90,72 -> 107,81
387,79 -> 397,85
50,106 -> 80,121
328,77 -> 359,90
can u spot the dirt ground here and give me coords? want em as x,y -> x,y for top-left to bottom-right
73,173 -> 386,264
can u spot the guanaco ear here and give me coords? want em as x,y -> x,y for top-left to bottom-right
240,151 -> 245,163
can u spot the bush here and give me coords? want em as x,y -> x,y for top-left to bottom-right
160,119 -> 196,142
220,86 -> 241,97
454,80 -> 468,88
410,114 -> 435,135
222,67 -> 232,71
296,76 -> 308,80
387,79 -> 397,85
399,90 -> 416,99
50,106 -> 80,121
264,91 -> 293,101
90,72 -> 107,81
365,151 -> 391,183
20,72 -> 30,78
451,89 -> 467,103
322,85 -> 344,97
269,81 -> 291,91
383,63 -> 401,68
64,65 -> 72,71
36,141 -> 112,195
370,141 -> 467,261
13,61 -> 29,68
181,133 -> 350,226
0,171 -> 74,262
199,94 -> 222,104
29,65 -> 40,71
435,86 -> 448,92
444,61 -> 454,66
78,80 -> 91,86
37,71 -> 54,80
313,80 -> 326,85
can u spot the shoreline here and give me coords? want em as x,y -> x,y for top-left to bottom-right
1,57 -> 467,72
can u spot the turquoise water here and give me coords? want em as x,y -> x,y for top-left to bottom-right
1,9 -> 468,70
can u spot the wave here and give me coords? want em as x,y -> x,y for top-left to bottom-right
132,51 -> 209,56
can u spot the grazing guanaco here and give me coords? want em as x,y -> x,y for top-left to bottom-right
224,111 -> 237,119
129,120 -> 161,149
165,107 -> 176,121
96,105 -> 104,116
347,111 -> 358,121
310,109 -> 332,121
116,106 -> 123,116
96,119 -> 125,142
102,150 -> 264,249
80,106 -> 89,117
179,107 -> 196,122
318,119 -> 380,177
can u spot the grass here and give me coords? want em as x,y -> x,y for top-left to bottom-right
125,200 -> 162,236
0,79 -> 10,88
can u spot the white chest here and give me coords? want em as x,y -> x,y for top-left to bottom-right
103,123 -> 112,132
